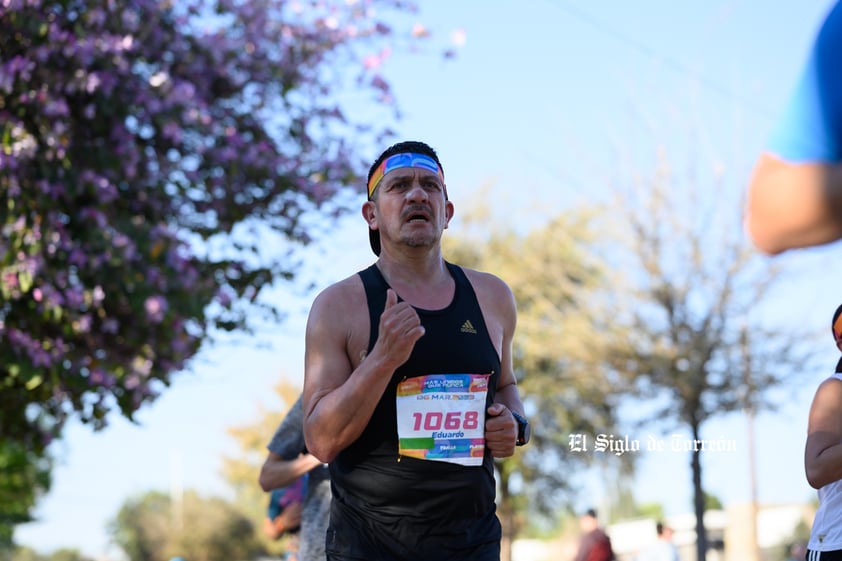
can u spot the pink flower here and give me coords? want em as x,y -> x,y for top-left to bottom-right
144,295 -> 168,323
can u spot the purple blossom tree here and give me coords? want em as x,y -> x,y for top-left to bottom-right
0,0 -> 455,542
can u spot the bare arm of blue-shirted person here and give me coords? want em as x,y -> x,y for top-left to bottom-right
746,156 -> 842,255
467,269 -> 525,458
302,279 -> 424,463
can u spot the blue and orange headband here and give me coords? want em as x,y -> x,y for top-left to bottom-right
367,152 -> 445,199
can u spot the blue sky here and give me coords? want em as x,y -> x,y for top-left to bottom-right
14,0 -> 842,557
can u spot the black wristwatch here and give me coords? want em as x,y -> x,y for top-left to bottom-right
511,411 -> 530,446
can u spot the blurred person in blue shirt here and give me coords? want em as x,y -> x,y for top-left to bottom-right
746,1 -> 842,255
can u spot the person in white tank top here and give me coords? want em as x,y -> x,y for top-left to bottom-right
805,303 -> 842,560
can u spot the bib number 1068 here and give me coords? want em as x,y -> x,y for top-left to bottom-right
412,410 -> 480,431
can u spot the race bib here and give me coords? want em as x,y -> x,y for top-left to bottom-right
396,373 -> 490,466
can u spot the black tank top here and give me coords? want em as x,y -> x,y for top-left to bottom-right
326,262 -> 502,561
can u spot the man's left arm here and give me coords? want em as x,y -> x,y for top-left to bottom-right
483,275 -> 527,457
486,380 -> 526,457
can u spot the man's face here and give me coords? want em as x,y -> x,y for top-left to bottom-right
365,165 -> 453,252
579,514 -> 597,532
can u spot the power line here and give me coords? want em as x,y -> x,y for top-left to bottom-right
542,0 -> 779,117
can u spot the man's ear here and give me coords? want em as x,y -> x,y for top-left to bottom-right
443,199 -> 454,230
362,200 -> 377,230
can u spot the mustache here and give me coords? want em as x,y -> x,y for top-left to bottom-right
401,204 -> 433,220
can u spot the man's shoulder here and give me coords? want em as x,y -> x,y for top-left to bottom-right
458,266 -> 516,316
459,266 -> 512,293
306,271 -> 372,347
311,272 -> 368,308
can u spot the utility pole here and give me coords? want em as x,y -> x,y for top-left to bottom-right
170,447 -> 184,531
741,326 -> 760,561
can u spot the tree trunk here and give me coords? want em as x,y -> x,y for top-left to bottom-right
691,422 -> 708,561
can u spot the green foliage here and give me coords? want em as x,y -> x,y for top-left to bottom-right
109,489 -> 263,561
703,492 -> 723,511
0,440 -> 51,548
109,491 -> 170,561
43,551 -> 92,561
221,380 -> 300,557
636,502 -> 665,521
3,546 -> 94,561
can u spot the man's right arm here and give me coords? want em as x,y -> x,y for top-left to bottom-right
302,284 -> 424,463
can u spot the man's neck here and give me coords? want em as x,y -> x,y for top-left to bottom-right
375,250 -> 453,309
